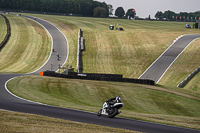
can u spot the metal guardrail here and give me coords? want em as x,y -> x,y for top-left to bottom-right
178,66 -> 200,88
76,29 -> 84,73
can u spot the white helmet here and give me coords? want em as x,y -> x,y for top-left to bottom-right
115,96 -> 121,103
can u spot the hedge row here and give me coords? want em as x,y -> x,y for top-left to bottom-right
0,14 -> 11,50
43,71 -> 155,85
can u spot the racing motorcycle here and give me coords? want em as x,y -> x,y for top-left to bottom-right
97,96 -> 124,118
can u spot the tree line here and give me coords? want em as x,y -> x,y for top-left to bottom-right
114,7 -> 136,18
155,10 -> 200,21
0,0 -> 111,17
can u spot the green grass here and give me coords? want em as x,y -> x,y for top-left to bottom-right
1,13 -> 199,90
22,13 -> 200,78
0,15 -> 7,43
0,14 -> 51,73
2,13 -> 200,131
159,38 -> 200,90
20,14 -> 200,90
7,75 -> 200,130
0,110 -> 138,133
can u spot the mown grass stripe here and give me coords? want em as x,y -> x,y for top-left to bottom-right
0,15 -> 51,73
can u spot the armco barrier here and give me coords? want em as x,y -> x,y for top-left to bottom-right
178,66 -> 200,88
76,29 -> 85,73
76,29 -> 82,73
42,71 -> 155,85
0,14 -> 11,50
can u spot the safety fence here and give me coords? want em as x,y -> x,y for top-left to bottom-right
76,29 -> 85,73
42,71 -> 155,85
178,66 -> 200,88
0,14 -> 11,50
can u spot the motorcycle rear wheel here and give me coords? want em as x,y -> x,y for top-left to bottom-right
108,108 -> 118,118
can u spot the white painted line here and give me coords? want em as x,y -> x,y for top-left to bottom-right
3,15 -> 94,117
26,16 -> 69,74
36,17 -> 69,71
156,37 -> 200,83
26,18 -> 53,74
5,76 -> 97,115
138,35 -> 183,80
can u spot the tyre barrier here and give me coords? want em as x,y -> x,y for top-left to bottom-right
42,71 -> 155,85
0,14 -> 11,50
178,66 -> 200,88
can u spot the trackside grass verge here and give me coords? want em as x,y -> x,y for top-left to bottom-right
0,14 -> 51,73
0,14 -> 7,43
20,13 -> 200,78
20,13 -> 200,91
159,38 -> 200,90
7,75 -> 200,130
0,110 -> 138,133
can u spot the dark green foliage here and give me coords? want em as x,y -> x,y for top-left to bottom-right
0,0 -> 109,17
125,9 -> 136,18
155,10 -> 200,21
115,7 -> 125,18
155,11 -> 163,20
93,7 -> 107,18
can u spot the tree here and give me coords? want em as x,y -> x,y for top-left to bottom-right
126,8 -> 136,18
148,15 -> 151,20
115,7 -> 125,18
108,4 -> 113,16
155,11 -> 163,20
0,0 -> 111,17
93,7 -> 107,17
163,10 -> 175,21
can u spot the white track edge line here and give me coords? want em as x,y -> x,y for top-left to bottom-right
35,17 -> 69,71
138,35 -> 183,79
5,76 -> 97,115
26,18 -> 53,74
26,16 -> 69,74
156,37 -> 200,83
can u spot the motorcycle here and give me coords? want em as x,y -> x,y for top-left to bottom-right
97,96 -> 124,118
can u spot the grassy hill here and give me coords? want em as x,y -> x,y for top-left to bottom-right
7,75 -> 200,129
0,15 -> 7,43
0,110 -> 137,133
159,38 -> 200,91
1,13 -> 200,130
24,13 -> 200,89
0,14 -> 51,73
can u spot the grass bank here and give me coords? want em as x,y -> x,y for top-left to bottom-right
159,38 -> 200,90
0,14 -> 7,43
21,14 -> 200,91
22,13 -> 200,79
0,14 -> 51,73
7,75 -> 200,130
0,110 -> 137,133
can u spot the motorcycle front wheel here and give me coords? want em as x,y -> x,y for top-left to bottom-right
97,109 -> 102,116
108,108 -> 118,118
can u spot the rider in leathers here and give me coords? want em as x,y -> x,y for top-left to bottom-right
106,96 -> 121,108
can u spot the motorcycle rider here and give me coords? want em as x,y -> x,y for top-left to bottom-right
106,96 -> 121,109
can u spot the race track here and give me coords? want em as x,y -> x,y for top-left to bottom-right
139,34 -> 200,83
0,15 -> 199,133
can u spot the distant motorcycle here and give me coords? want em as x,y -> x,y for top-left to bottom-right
97,96 -> 124,118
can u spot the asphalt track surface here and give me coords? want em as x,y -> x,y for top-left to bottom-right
139,34 -> 200,83
0,15 -> 199,133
